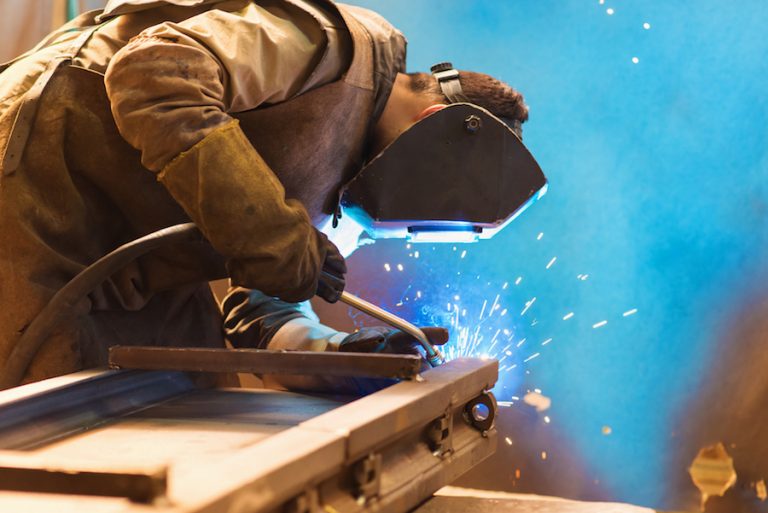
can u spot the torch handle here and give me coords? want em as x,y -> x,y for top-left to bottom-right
338,291 -> 445,367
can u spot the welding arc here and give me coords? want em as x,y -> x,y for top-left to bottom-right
0,223 -> 204,390
338,291 -> 445,367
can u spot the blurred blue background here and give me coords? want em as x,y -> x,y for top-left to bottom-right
334,0 -> 768,510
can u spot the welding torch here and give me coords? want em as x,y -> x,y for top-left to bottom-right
337,291 -> 445,368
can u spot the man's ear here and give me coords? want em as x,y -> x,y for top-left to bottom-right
415,103 -> 448,122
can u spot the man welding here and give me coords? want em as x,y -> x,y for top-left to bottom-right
0,0 -> 545,387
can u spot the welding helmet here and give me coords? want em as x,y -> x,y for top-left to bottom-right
339,62 -> 548,243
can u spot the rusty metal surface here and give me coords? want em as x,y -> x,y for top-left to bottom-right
109,346 -> 423,379
0,463 -> 167,503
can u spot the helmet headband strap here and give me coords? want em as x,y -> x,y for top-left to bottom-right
430,62 -> 522,139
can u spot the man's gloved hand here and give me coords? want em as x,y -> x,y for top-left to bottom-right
338,326 -> 449,356
316,231 -> 346,303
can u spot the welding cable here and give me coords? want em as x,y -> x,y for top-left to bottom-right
0,223 -> 204,390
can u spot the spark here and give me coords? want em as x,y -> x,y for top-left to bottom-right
524,352 -> 540,363
541,451 -> 548,460
563,312 -> 574,320
537,232 -> 544,240
520,297 -> 537,316
606,7 -> 614,15
632,57 -> 640,64
384,263 -> 391,272
516,338 -> 527,348
502,281 -> 509,290
397,263 -> 404,271
414,251 -> 420,258
505,437 -> 513,446
542,338 -> 553,346
490,294 -> 501,316
623,308 -> 638,317
460,250 -> 467,259
602,425 -> 613,435
515,276 -> 522,285
546,256 -> 557,269
544,415 -> 551,424
593,320 -> 608,329
453,294 -> 460,301
416,290 -> 422,298
643,22 -> 651,29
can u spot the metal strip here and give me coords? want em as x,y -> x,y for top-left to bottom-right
109,346 -> 423,379
0,464 -> 167,503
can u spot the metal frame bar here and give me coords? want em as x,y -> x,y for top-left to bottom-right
109,346 -> 423,379
0,370 -> 196,450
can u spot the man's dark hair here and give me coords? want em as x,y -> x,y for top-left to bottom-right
408,71 -> 529,124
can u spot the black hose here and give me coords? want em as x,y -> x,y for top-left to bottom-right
0,223 -> 204,390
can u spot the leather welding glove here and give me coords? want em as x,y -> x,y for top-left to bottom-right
338,326 -> 449,356
223,288 -> 309,350
316,232 -> 346,303
158,120 -> 328,303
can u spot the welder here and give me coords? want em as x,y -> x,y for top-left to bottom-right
0,0 -> 542,387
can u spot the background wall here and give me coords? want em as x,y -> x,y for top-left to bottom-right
318,1 -> 768,511
0,1 -> 107,62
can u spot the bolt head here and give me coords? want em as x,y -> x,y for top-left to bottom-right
464,115 -> 482,134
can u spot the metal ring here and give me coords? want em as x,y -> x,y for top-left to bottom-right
464,391 -> 497,432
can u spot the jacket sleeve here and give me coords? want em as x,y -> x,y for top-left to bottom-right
103,4 -> 345,301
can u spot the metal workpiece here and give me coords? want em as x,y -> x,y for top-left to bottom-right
109,346 -> 423,379
0,358 -> 498,513
339,291 -> 446,367
0,369 -> 196,450
0,459 -> 167,503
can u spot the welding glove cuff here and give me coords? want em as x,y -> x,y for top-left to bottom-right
338,326 -> 449,355
222,287 -> 307,350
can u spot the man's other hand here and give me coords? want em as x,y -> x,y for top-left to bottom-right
338,326 -> 449,355
316,231 -> 346,303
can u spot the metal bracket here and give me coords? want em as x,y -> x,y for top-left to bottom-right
464,390 -> 497,436
352,453 -> 382,505
284,487 -> 321,513
427,411 -> 454,457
